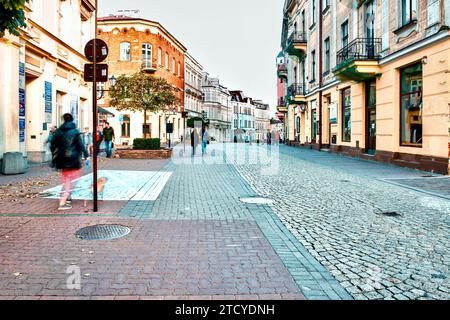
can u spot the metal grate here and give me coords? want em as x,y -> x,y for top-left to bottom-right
240,197 -> 274,205
379,211 -> 402,217
75,224 -> 131,241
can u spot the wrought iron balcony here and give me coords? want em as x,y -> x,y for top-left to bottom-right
285,31 -> 307,57
336,38 -> 381,66
334,37 -> 382,81
287,83 -> 306,97
277,63 -> 288,79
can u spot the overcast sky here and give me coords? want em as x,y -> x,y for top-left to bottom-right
99,0 -> 284,111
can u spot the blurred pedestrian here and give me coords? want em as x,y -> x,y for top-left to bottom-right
191,128 -> 199,156
201,125 -> 209,155
102,122 -> 115,158
50,113 -> 89,210
95,125 -> 103,156
82,127 -> 93,157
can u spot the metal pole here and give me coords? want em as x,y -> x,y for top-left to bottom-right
183,117 -> 186,152
92,0 -> 98,212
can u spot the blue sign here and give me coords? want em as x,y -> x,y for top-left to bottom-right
19,89 -> 25,117
44,81 -> 52,113
19,118 -> 25,142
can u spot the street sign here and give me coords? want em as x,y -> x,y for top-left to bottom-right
181,111 -> 188,119
84,64 -> 108,82
84,39 -> 109,63
166,123 -> 174,134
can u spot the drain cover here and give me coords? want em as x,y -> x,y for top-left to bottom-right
75,224 -> 131,241
379,211 -> 402,217
240,197 -> 274,204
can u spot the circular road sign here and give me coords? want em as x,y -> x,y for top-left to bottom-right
84,39 -> 109,63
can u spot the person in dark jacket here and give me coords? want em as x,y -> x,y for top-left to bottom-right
190,128 -> 199,156
102,122 -> 115,158
51,113 -> 89,210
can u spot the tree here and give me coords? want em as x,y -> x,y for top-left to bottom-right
0,0 -> 29,38
109,72 -> 180,138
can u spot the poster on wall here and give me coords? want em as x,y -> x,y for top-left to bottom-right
329,102 -> 337,124
44,81 -> 52,124
70,95 -> 79,127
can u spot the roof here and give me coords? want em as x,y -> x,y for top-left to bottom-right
98,15 -> 187,52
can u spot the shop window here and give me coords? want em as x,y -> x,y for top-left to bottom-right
121,115 -> 131,137
342,88 -> 351,142
400,63 -> 422,146
120,42 -> 131,61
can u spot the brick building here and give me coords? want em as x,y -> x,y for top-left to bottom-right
97,15 -> 187,145
279,0 -> 450,174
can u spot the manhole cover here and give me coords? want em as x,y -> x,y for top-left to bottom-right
340,180 -> 350,183
240,197 -> 274,204
379,211 -> 402,217
75,224 -> 131,241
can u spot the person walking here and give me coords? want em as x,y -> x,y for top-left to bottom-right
95,126 -> 103,156
50,113 -> 89,210
102,122 -> 115,158
190,128 -> 199,156
82,127 -> 93,157
201,126 -> 209,155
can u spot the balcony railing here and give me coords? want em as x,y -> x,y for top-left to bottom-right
287,83 -> 306,97
336,37 -> 382,67
288,31 -> 307,45
141,59 -> 157,72
278,99 -> 286,106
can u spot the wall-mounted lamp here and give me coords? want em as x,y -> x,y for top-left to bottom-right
421,56 -> 428,64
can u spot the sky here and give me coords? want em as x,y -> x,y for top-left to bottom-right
99,0 -> 284,111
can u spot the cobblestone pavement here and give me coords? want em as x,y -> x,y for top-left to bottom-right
228,143 -> 450,300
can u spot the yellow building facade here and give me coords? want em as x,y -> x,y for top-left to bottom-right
0,0 -> 96,164
279,0 -> 450,174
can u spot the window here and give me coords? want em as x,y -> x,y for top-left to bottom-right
121,115 -> 131,137
120,42 -> 131,61
324,37 -> 330,74
142,43 -> 152,67
341,20 -> 349,49
311,108 -> 317,142
400,63 -> 422,146
342,88 -> 351,142
323,0 -> 330,9
312,0 -> 316,25
165,52 -> 169,69
311,50 -> 316,82
158,48 -> 162,65
401,0 -> 417,26
172,58 -> 176,74
178,62 -> 181,77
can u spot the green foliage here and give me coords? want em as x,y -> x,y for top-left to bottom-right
109,72 -> 180,117
133,138 -> 161,150
0,0 -> 29,38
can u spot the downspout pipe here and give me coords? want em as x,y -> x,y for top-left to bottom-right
318,0 -> 323,151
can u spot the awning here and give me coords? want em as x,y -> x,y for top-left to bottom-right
98,107 -> 115,117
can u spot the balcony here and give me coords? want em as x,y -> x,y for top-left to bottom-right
277,99 -> 288,113
287,83 -> 307,103
333,37 -> 382,81
141,60 -> 157,73
285,31 -> 307,58
277,63 -> 288,79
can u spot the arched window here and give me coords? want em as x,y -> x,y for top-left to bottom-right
120,42 -> 131,61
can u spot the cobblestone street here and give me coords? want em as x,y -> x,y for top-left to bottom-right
0,143 -> 448,300
229,144 -> 450,300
